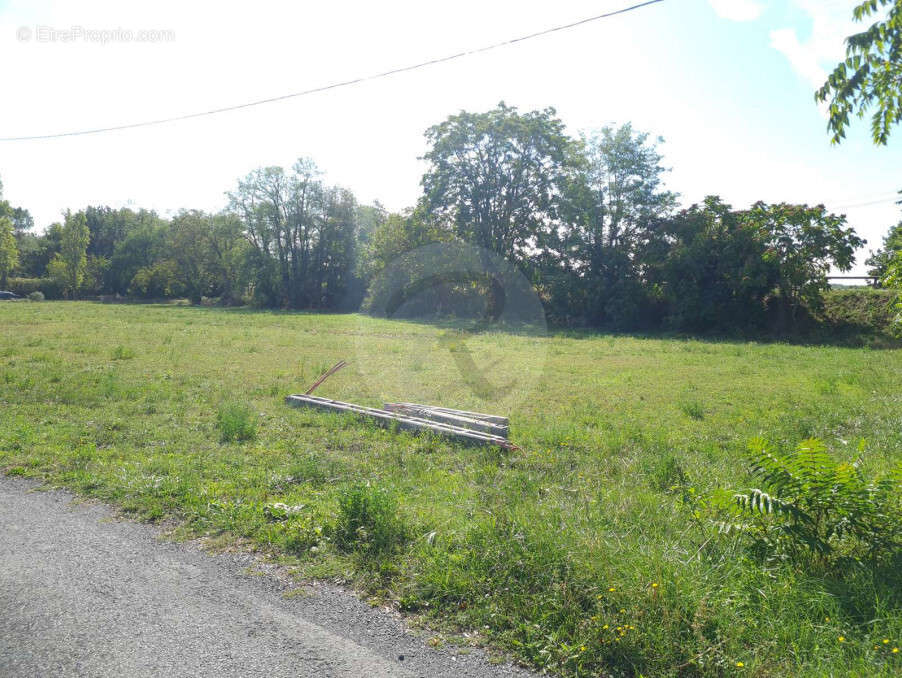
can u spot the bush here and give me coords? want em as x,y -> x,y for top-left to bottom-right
216,401 -> 257,442
26,291 -> 44,302
332,484 -> 408,555
728,438 -> 902,567
7,277 -> 63,300
819,288 -> 898,335
111,345 -> 135,360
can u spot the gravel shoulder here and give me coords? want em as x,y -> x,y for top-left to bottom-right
0,475 -> 532,678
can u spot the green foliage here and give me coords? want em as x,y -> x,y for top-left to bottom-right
649,196 -> 777,331
867,219 -> 902,282
228,158 -> 359,309
549,123 -> 677,328
3,304 -> 902,675
107,215 -> 169,295
819,287 -> 900,339
883,251 -> 902,334
816,0 -> 902,145
332,484 -> 408,555
679,399 -> 706,420
421,102 -> 579,263
748,202 -> 864,326
127,260 -> 184,299
7,277 -> 63,300
53,211 -> 91,298
732,438 -> 902,566
26,291 -> 44,302
216,401 -> 257,443
111,345 -> 136,360
0,216 -> 18,286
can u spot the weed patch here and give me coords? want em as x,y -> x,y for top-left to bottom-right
216,401 -> 257,442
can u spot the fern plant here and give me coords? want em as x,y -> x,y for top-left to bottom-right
731,438 -> 902,566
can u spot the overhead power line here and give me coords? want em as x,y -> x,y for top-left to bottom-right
1,0 -> 665,142
831,194 -> 901,210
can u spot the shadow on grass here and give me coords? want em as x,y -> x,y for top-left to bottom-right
83,299 -> 901,349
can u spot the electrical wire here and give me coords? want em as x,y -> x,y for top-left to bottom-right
0,0 -> 665,142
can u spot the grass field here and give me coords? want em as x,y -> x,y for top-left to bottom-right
2,302 -> 901,676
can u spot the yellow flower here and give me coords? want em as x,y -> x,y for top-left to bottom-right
619,608 -> 626,613
651,582 -> 659,588
736,661 -> 744,667
602,624 -> 609,630
580,645 -> 586,652
884,639 -> 890,644
608,587 -> 616,592
893,647 -> 899,654
838,636 -> 845,643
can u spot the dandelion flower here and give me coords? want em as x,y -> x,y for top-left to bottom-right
736,661 -> 744,667
651,582 -> 659,588
608,587 -> 616,592
893,647 -> 899,654
884,639 -> 890,644
838,636 -> 845,643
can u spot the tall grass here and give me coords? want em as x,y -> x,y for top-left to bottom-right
1,302 -> 900,676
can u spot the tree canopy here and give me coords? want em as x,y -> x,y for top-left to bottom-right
817,0 -> 902,145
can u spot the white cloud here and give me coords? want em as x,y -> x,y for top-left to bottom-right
769,0 -> 858,89
708,0 -> 764,22
769,27 -> 826,89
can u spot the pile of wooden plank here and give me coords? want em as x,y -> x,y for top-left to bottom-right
284,394 -> 513,449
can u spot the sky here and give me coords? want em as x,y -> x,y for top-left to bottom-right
0,0 -> 899,274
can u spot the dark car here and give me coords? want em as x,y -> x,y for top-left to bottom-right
0,291 -> 20,300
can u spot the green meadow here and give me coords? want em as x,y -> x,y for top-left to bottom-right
2,301 -> 901,676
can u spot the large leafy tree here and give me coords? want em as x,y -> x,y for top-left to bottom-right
0,175 -> 35,279
0,177 -> 34,236
816,0 -> 902,145
866,217 -> 902,282
649,197 -> 777,331
420,102 -> 579,263
748,203 -> 864,324
559,124 -> 677,326
106,214 -> 169,295
882,251 -> 902,334
0,216 -> 18,287
229,158 -> 359,309
48,210 -> 91,298
162,211 -> 249,304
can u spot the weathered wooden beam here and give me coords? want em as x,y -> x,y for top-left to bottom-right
285,395 -> 513,449
383,403 -> 509,438
391,403 -> 509,427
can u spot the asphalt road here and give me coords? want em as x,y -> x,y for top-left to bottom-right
0,475 -> 530,677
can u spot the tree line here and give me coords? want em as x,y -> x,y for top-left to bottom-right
1,103 -> 899,333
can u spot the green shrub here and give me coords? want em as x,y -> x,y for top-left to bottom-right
819,288 -> 898,336
729,438 -> 902,566
679,399 -> 705,420
216,401 -> 257,442
332,484 -> 407,555
26,291 -> 44,302
8,277 -> 63,300
111,345 -> 136,360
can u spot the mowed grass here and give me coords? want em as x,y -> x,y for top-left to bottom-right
2,302 -> 901,676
